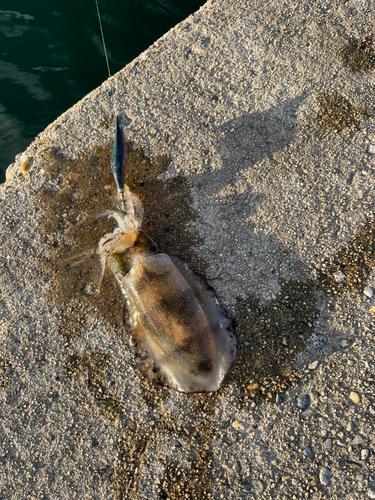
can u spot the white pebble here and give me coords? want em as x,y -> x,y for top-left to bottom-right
349,392 -> 360,404
368,144 -> 375,154
364,286 -> 373,298
333,270 -> 346,283
308,361 -> 319,370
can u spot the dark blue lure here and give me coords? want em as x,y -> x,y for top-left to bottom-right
111,116 -> 129,210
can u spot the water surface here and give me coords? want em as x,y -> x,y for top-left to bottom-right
0,0 -> 205,182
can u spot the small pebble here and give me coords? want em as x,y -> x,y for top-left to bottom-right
325,438 -> 333,450
296,394 -> 311,410
347,359 -> 354,366
369,486 -> 375,499
276,393 -> 286,404
368,144 -> 375,154
304,446 -> 314,459
346,421 -> 354,432
233,461 -> 242,473
319,467 -> 333,486
252,479 -> 265,493
90,156 -> 99,166
364,285 -> 374,298
232,420 -> 244,431
247,382 -> 259,391
308,361 -> 318,370
20,157 -> 31,175
352,434 -> 367,445
268,453 -> 277,464
310,475 -> 319,487
333,270 -> 346,283
349,392 -> 360,404
291,478 -> 300,485
361,449 -> 369,460
341,339 -> 349,347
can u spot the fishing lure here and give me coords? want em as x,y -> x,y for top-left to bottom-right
67,117 -> 237,393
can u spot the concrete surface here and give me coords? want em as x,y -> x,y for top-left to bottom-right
1,0 -> 375,498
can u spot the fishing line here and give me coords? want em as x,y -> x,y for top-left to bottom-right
94,0 -> 127,210
94,0 -> 111,78
94,0 -> 118,117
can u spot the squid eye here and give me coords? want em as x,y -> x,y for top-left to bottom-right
135,232 -> 158,253
112,253 -> 131,274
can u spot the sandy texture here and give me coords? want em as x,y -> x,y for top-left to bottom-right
1,0 -> 375,498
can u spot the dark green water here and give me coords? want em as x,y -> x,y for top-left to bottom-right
0,0 -> 205,182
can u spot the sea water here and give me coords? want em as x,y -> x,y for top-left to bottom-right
0,0 -> 205,182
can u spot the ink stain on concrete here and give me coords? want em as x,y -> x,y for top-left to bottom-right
317,91 -> 371,133
338,36 -> 375,73
319,214 -> 375,295
35,130 -> 206,403
232,279 -> 319,406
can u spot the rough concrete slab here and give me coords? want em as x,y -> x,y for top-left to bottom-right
1,0 -> 375,498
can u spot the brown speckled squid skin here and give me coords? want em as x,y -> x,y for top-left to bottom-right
117,253 -> 237,393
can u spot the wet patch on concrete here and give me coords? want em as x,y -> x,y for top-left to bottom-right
36,137 -> 206,403
57,298 -> 91,341
160,446 -> 213,500
63,349 -> 124,421
110,420 -> 152,499
37,137 -> 205,343
0,357 -> 13,388
338,36 -> 375,73
64,349 -> 108,391
317,91 -> 371,133
232,279 -> 319,406
96,393 -> 125,421
158,395 -> 216,500
134,373 -> 171,409
319,214 -> 375,295
37,145 -> 125,338
110,395 -> 216,500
